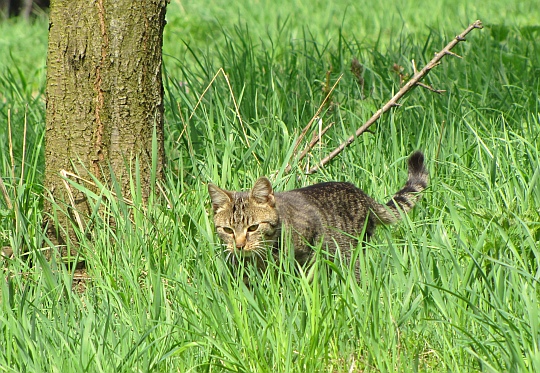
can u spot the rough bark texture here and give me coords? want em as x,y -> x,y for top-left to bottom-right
44,0 -> 167,253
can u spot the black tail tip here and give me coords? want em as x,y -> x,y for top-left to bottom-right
408,151 -> 425,173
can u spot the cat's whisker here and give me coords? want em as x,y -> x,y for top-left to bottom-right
261,240 -> 275,248
252,246 -> 268,264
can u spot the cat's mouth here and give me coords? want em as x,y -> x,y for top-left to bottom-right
226,248 -> 268,272
229,248 -> 256,258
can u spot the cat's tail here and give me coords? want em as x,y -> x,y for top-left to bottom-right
372,151 -> 428,224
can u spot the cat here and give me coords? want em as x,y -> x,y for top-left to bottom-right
208,151 -> 428,276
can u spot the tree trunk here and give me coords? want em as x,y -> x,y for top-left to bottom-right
44,0 -> 167,254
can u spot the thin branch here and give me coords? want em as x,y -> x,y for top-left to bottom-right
296,121 -> 334,165
306,20 -> 483,174
416,82 -> 446,94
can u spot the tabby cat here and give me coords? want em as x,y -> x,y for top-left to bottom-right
208,151 -> 428,274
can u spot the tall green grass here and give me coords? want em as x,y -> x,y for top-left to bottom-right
1,1 -> 539,371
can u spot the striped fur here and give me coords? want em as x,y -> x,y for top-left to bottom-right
373,151 -> 428,224
208,151 -> 428,273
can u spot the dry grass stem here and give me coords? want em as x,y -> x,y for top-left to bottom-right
189,67 -> 251,149
284,74 -> 343,173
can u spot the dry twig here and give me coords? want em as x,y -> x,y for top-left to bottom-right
304,20 -> 483,174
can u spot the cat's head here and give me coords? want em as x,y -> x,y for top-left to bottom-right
208,177 -> 280,259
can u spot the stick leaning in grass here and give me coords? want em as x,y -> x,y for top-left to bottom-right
304,20 -> 483,174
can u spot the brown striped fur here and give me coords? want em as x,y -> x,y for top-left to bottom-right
208,151 -> 428,273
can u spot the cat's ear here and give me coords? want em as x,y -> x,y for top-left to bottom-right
208,183 -> 233,212
250,177 -> 275,206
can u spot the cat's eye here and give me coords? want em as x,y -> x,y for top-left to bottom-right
247,224 -> 259,232
222,227 -> 234,234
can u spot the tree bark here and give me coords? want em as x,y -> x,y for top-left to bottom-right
44,0 -> 167,253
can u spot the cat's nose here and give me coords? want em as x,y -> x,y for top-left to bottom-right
235,234 -> 247,249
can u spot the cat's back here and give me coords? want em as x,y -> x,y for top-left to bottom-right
297,181 -> 361,194
275,181 -> 375,246
276,181 -> 373,217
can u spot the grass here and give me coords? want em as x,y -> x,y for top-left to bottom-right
1,0 -> 540,371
